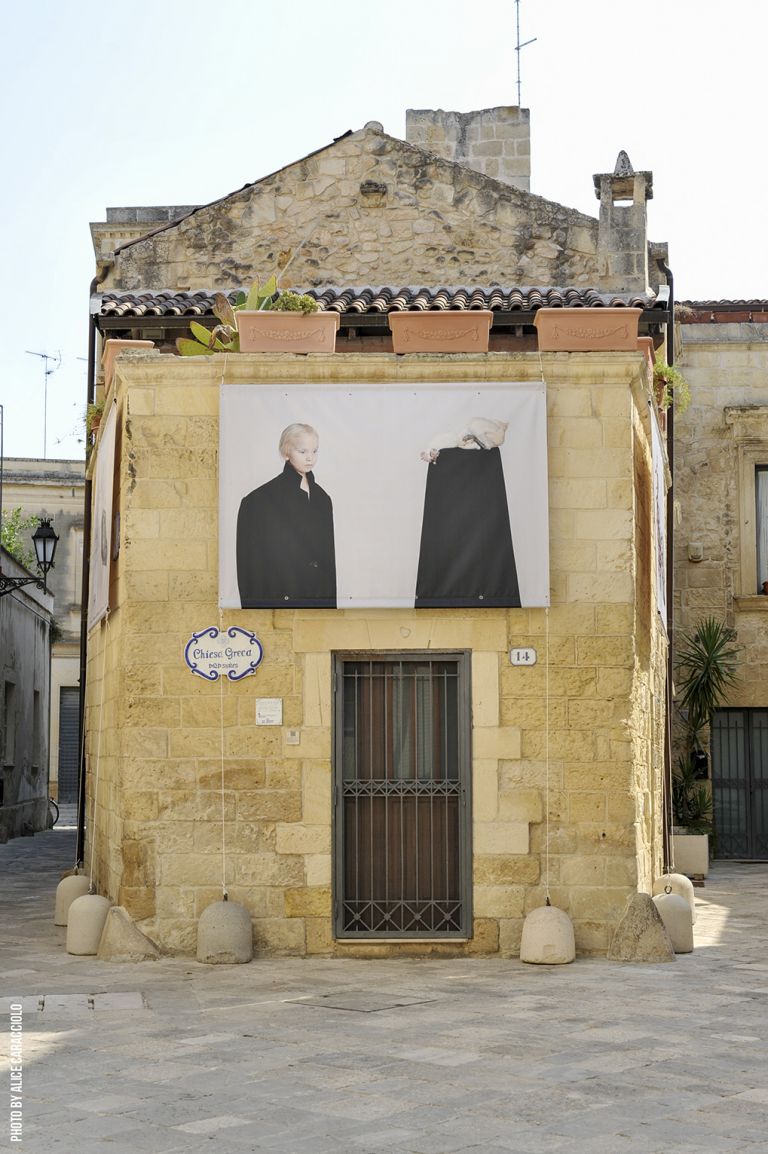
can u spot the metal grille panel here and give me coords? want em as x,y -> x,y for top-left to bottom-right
712,709 -> 768,859
334,656 -> 470,937
57,687 -> 80,803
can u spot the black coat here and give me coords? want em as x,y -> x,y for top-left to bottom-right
236,463 -> 336,608
415,446 -> 520,607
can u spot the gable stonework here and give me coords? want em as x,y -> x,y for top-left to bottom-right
102,127 -> 599,294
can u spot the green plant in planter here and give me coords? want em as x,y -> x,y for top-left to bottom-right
653,360 -> 691,413
86,400 -> 105,438
270,290 -> 318,314
672,753 -> 714,833
176,277 -> 318,356
673,617 -> 741,830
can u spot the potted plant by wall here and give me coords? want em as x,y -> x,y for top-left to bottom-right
177,278 -> 339,356
672,617 -> 740,876
653,360 -> 691,413
389,308 -> 494,354
86,400 -> 105,443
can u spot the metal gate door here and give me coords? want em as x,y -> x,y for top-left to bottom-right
711,709 -> 768,858
334,654 -> 471,938
57,686 -> 80,803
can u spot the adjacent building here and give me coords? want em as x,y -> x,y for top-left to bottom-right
0,546 -> 54,840
1,458 -> 85,803
675,301 -> 768,859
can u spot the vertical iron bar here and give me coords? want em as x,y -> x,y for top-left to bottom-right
384,663 -> 389,912
429,662 -> 434,921
354,668 -> 359,914
444,665 -> 449,902
368,661 -> 374,926
413,663 -> 419,914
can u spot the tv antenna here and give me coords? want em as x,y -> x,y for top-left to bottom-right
514,0 -> 537,107
25,349 -> 61,458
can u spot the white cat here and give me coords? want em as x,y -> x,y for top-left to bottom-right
420,417 -> 509,463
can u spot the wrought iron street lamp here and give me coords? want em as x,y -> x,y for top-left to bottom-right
0,517 -> 59,598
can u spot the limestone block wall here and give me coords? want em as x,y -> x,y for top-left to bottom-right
84,349 -> 665,956
677,323 -> 768,702
406,107 -> 531,191
101,126 -> 599,294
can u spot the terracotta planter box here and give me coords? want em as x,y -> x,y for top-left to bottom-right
237,311 -> 340,353
389,310 -> 493,353
534,307 -> 642,352
102,339 -> 155,389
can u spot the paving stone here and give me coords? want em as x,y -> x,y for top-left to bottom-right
5,825 -> 768,1153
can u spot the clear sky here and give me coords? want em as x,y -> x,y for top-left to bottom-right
1,0 -> 765,461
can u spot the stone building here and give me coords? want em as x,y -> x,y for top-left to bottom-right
2,458 -> 85,803
0,547 -> 54,840
675,301 -> 768,859
83,107 -> 673,955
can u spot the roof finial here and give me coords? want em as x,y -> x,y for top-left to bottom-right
614,151 -> 634,177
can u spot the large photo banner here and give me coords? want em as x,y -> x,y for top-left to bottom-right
219,381 -> 549,609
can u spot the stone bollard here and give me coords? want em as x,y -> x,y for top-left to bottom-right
520,905 -> 575,965
652,873 -> 696,923
652,892 -> 694,954
66,894 -> 112,955
197,900 -> 253,964
55,873 -> 91,926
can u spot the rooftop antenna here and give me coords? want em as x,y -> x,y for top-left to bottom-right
25,349 -> 61,459
515,0 -> 537,107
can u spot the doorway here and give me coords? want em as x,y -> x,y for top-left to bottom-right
57,686 -> 80,804
333,653 -> 471,938
711,709 -> 768,858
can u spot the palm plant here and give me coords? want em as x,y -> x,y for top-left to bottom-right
673,617 -> 740,830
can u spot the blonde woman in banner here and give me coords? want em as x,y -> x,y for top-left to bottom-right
236,423 -> 336,608
415,416 -> 520,608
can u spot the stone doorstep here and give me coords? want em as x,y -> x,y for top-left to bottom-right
0,992 -> 145,1014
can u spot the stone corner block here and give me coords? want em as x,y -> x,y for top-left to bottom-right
97,905 -> 160,962
607,892 -> 674,963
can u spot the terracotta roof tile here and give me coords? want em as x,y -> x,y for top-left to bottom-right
99,285 -> 658,320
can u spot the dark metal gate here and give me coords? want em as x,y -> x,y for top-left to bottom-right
334,654 -> 471,938
57,686 -> 80,803
711,709 -> 768,858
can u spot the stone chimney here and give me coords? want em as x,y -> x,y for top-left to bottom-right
406,107 -> 530,192
593,151 -> 653,293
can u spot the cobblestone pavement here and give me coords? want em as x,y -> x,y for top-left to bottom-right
2,824 -> 768,1153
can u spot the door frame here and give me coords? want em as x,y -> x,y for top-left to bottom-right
332,650 -> 473,939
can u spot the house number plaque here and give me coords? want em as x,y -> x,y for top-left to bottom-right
509,647 -> 537,666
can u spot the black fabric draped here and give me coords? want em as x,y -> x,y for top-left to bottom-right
237,463 -> 336,608
415,447 -> 520,607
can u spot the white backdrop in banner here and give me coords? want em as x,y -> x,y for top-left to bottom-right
219,381 -> 549,609
87,400 -> 117,630
651,406 -> 668,630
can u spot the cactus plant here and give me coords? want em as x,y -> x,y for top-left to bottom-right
176,277 -> 317,356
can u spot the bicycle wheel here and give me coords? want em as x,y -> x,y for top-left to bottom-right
48,798 -> 59,826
